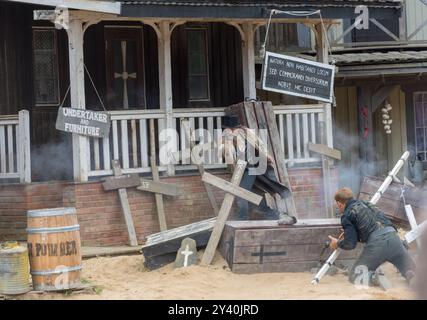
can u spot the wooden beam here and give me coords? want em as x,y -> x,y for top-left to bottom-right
405,220 -> 427,245
137,179 -> 183,197
150,118 -> 167,231
8,0 -> 121,14
316,23 -> 334,218
202,172 -> 262,206
201,160 -> 247,265
308,142 -> 342,160
102,174 -> 140,191
111,160 -> 138,247
67,19 -> 88,182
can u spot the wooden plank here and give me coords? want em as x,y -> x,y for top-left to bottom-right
94,138 -> 100,170
137,179 -> 184,196
202,172 -> 262,205
286,114 -> 294,160
131,119 -> 138,168
150,118 -> 167,231
140,119 -> 148,168
302,113 -> 309,159
7,125 -> 14,173
145,217 -> 216,245
112,160 -> 138,247
308,142 -> 342,160
103,136 -> 111,170
201,160 -> 247,265
102,173 -> 140,191
0,126 -> 6,173
262,102 -> 297,217
295,113 -> 301,158
310,113 -> 316,144
112,120 -> 119,160
215,116 -> 222,164
121,120 -> 129,169
207,116 -> 214,164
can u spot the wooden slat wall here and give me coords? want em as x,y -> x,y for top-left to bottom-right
333,87 -> 361,194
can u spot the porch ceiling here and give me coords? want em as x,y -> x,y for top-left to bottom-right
119,0 -> 402,20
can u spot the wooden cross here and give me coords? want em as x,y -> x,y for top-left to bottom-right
102,160 -> 139,247
404,204 -> 426,248
201,160 -> 262,265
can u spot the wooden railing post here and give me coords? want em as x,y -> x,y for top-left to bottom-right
18,110 -> 31,183
67,18 -> 89,182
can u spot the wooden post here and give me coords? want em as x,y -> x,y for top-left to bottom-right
157,21 -> 175,176
18,110 -> 31,183
67,18 -> 89,182
111,160 -> 138,247
150,118 -> 168,231
242,23 -> 257,100
316,23 -> 334,218
201,160 -> 247,265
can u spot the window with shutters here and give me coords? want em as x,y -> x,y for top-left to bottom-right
414,92 -> 427,161
187,27 -> 210,101
32,28 -> 60,106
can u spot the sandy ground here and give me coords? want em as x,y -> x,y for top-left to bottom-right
12,251 -> 415,300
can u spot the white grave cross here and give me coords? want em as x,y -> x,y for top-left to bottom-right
181,244 -> 194,267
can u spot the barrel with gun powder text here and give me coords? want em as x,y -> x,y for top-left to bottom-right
27,207 -> 82,291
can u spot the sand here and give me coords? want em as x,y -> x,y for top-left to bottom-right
14,251 -> 415,300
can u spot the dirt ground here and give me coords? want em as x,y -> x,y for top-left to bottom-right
13,251 -> 415,300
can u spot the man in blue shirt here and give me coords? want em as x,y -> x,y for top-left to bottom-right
328,188 -> 416,287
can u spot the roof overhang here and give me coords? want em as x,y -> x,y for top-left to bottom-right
336,62 -> 427,78
120,1 -> 401,20
4,0 -> 122,14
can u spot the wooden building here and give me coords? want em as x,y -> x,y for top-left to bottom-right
0,0 -> 404,246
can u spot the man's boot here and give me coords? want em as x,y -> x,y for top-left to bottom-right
371,268 -> 392,290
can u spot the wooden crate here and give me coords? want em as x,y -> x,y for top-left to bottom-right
359,176 -> 427,228
219,219 -> 362,274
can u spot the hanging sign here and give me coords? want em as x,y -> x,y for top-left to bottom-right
261,51 -> 335,103
56,107 -> 110,138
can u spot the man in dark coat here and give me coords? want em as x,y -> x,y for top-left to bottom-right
329,187 -> 416,287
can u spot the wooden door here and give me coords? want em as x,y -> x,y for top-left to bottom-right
105,27 -> 145,110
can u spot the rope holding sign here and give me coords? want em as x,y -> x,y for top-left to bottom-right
261,9 -> 333,59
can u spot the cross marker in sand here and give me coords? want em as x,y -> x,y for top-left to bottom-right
181,245 -> 193,267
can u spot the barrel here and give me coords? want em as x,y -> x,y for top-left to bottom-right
26,207 -> 82,291
0,241 -> 31,295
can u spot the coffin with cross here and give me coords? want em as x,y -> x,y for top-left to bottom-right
219,220 -> 362,274
359,176 -> 427,228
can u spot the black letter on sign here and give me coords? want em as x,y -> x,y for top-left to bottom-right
60,242 -> 66,256
27,243 -> 33,258
36,243 -> 42,257
48,243 -> 58,256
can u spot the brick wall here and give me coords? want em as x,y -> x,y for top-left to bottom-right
0,181 -> 65,241
0,167 -> 337,246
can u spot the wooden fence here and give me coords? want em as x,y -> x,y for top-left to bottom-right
0,110 -> 31,183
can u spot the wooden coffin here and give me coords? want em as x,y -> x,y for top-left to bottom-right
359,176 -> 427,228
141,218 -> 216,270
219,219 -> 362,274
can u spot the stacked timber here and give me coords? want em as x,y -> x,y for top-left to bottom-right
359,176 -> 427,228
219,219 -> 362,274
141,218 -> 216,270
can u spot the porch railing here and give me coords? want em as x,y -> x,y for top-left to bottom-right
87,105 -> 330,178
0,110 -> 31,183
